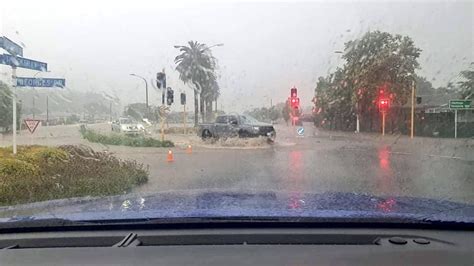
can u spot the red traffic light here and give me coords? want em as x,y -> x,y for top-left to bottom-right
378,98 -> 390,111
291,87 -> 297,98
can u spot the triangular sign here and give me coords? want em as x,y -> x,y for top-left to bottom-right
24,119 -> 41,134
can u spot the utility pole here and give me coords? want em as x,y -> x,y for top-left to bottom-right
410,80 -> 415,139
356,102 -> 360,133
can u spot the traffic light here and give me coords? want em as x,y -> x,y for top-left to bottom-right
378,98 -> 390,112
290,97 -> 300,109
167,87 -> 174,105
156,72 -> 166,89
180,92 -> 186,105
290,87 -> 299,109
291,87 -> 297,98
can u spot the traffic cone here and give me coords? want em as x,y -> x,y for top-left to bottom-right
186,144 -> 192,154
167,149 -> 174,162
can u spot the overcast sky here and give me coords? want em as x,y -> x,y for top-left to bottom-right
1,0 -> 472,112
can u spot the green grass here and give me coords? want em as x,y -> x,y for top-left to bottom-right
80,128 -> 174,147
0,145 -> 149,206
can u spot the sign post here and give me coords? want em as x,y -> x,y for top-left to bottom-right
449,100 -> 472,139
12,67 -> 17,154
1,36 -> 65,155
454,109 -> 457,139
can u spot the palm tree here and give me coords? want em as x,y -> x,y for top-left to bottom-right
202,76 -> 220,121
174,41 -> 217,126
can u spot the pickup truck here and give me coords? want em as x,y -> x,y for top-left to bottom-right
198,114 -> 276,142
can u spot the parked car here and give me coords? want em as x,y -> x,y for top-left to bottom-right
198,114 -> 276,142
111,117 -> 141,135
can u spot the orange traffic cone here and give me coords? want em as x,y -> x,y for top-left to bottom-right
167,149 -> 174,162
186,144 -> 192,154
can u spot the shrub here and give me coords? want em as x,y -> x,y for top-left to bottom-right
80,128 -> 174,147
0,145 -> 149,206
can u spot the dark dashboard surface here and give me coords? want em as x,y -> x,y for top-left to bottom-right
1,228 -> 473,265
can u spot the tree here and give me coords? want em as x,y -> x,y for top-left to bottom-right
343,31 -> 421,129
458,66 -> 473,100
83,102 -> 108,120
313,68 -> 354,130
0,81 -> 21,132
174,41 -> 218,126
202,76 -> 220,121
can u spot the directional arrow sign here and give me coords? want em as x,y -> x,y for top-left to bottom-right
0,54 -> 47,71
0,36 -> 23,57
16,77 -> 65,88
449,100 -> 472,109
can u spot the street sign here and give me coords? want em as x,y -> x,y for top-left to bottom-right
0,54 -> 47,71
16,77 -> 65,88
24,119 -> 41,133
297,127 -> 305,136
449,100 -> 471,109
0,36 -> 23,57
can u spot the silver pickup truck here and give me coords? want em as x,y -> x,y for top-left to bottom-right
198,115 -> 276,142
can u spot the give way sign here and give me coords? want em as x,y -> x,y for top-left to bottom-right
24,119 -> 41,134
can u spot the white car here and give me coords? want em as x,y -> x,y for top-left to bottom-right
111,118 -> 141,135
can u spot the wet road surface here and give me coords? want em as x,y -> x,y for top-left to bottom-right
1,122 -> 472,204
119,123 -> 473,204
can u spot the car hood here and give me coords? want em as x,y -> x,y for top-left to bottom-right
0,190 -> 473,224
120,124 -> 138,128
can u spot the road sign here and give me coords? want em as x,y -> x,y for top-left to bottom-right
449,100 -> 471,109
0,36 -> 23,57
24,119 -> 41,133
0,54 -> 47,71
16,77 -> 65,88
297,127 -> 305,136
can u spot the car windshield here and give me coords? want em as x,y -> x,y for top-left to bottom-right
240,115 -> 261,124
120,118 -> 133,124
0,0 -> 472,226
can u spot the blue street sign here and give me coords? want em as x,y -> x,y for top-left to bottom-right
0,54 -> 47,71
297,127 -> 305,136
16,77 -> 65,88
0,36 -> 23,57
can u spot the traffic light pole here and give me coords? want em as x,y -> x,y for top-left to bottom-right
382,111 -> 386,136
183,104 -> 186,134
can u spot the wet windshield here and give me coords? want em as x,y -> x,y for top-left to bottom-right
0,0 -> 473,225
